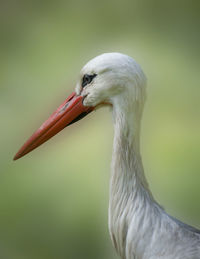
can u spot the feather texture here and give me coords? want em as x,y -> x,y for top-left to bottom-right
75,53 -> 200,259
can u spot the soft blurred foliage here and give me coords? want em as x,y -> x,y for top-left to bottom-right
0,0 -> 200,258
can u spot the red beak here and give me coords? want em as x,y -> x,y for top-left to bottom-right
13,92 -> 93,160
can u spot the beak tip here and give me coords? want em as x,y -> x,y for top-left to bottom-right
13,155 -> 19,161
13,152 -> 22,161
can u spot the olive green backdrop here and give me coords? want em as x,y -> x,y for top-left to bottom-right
0,0 -> 200,258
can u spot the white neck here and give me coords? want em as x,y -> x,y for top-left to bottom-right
109,99 -> 161,258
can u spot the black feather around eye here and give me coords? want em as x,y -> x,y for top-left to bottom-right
82,74 -> 97,88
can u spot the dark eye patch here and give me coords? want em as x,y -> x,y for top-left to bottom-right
82,74 -> 97,88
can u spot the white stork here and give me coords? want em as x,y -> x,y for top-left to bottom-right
14,53 -> 200,259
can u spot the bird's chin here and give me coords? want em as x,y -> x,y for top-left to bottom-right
83,93 -> 112,107
94,102 -> 112,111
83,96 -> 112,110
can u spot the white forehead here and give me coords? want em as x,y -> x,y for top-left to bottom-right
81,52 -> 142,76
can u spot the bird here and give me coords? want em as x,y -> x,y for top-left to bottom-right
14,53 -> 200,259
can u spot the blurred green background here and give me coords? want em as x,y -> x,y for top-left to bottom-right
0,0 -> 200,258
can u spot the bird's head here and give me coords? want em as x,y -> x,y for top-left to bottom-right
76,52 -> 146,108
14,53 -> 146,160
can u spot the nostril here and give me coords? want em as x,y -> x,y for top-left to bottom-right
66,94 -> 74,102
59,95 -> 75,113
60,101 -> 70,112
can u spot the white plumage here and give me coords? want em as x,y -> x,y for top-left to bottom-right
14,52 -> 200,258
76,53 -> 200,259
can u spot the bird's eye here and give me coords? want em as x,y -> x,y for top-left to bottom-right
82,74 -> 97,88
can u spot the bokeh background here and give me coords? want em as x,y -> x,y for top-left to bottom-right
1,0 -> 200,258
